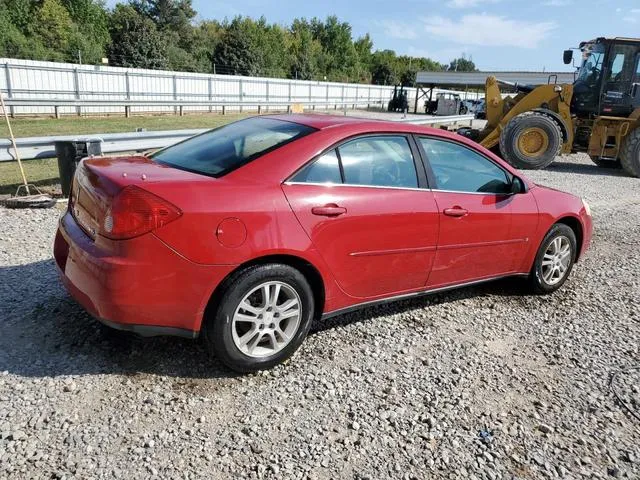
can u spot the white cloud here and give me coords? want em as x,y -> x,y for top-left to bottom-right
447,0 -> 499,8
625,8 -> 640,23
421,14 -> 556,49
543,0 -> 572,6
375,20 -> 418,40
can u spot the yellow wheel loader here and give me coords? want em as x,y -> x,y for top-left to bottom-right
463,37 -> 640,177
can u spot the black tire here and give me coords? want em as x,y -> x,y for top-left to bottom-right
589,156 -> 621,169
620,127 -> 640,178
203,264 -> 315,373
529,223 -> 577,294
499,112 -> 563,169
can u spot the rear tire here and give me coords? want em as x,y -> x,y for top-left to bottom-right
499,112 -> 563,170
529,224 -> 577,294
620,127 -> 640,177
589,156 -> 621,169
203,264 -> 315,373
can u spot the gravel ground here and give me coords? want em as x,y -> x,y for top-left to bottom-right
1,153 -> 639,479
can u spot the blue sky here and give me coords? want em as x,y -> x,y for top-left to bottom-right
109,0 -> 640,71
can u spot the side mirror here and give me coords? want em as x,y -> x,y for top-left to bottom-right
511,176 -> 526,194
563,49 -> 573,65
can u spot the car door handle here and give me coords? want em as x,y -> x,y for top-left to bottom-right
443,206 -> 468,217
311,204 -> 347,217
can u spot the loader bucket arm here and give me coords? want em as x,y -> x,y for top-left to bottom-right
480,76 -> 574,153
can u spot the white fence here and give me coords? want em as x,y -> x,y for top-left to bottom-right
0,58 -> 416,117
0,58 -> 487,118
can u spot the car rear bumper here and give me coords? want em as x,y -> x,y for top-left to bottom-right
54,211 -> 235,336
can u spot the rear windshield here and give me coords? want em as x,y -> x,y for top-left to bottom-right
152,117 -> 316,177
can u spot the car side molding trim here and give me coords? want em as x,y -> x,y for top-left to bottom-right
438,238 -> 528,250
349,245 -> 438,257
321,273 -> 529,320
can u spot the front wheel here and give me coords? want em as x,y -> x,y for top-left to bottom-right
499,112 -> 563,169
203,264 -> 315,372
529,224 -> 577,294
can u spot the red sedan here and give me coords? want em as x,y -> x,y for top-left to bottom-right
54,114 -> 592,372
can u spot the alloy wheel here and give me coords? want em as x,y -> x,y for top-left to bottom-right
231,281 -> 301,358
541,235 -> 572,286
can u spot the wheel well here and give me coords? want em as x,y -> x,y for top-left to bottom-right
202,254 -> 326,329
556,216 -> 584,259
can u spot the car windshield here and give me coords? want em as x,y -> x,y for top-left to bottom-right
152,117 -> 316,177
576,43 -> 605,85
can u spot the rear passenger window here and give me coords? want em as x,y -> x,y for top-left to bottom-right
291,150 -> 342,184
419,137 -> 511,194
337,136 -> 418,188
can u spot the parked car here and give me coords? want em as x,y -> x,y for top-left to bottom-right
54,114 -> 592,372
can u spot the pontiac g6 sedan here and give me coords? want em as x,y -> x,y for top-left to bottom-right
54,114 -> 592,372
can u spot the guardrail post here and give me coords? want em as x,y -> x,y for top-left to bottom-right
73,67 -> 81,116
208,77 -> 213,113
326,84 -> 329,110
367,87 -> 371,109
354,85 -> 358,109
125,71 -> 131,118
4,63 -> 14,118
239,79 -> 243,113
265,81 -> 269,113
172,75 -> 178,115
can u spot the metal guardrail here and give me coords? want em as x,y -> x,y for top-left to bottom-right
0,114 -> 475,162
2,98 -> 387,118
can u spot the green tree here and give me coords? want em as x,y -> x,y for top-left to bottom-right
289,19 -> 323,80
107,4 -> 168,69
61,0 -> 110,63
212,23 -> 258,76
34,0 -> 73,57
448,56 -> 476,72
371,50 -> 398,85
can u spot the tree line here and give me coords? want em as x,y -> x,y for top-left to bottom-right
0,0 -> 476,85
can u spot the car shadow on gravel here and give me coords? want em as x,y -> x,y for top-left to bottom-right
1,259 -> 530,379
311,277 -> 531,334
0,260 -> 238,380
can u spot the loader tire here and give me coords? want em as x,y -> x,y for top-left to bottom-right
620,127 -> 640,178
499,112 -> 563,170
589,156 -> 621,169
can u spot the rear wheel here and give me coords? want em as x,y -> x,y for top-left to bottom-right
499,112 -> 563,169
620,127 -> 640,177
529,224 -> 577,294
203,264 -> 315,372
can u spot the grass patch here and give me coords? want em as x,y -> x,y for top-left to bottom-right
0,112 -> 251,138
0,158 -> 60,196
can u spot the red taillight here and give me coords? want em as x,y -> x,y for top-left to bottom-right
101,185 -> 182,240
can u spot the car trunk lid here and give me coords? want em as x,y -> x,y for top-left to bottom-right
70,155 -> 205,239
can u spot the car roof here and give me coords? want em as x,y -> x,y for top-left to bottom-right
267,113 -> 454,137
268,113 -> 378,129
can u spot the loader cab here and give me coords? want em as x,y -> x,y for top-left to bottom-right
570,38 -> 640,118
